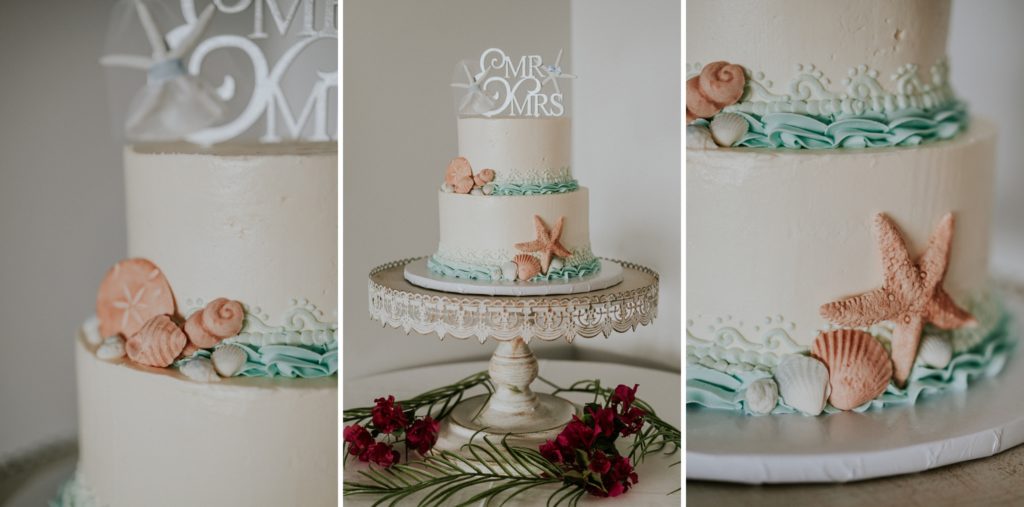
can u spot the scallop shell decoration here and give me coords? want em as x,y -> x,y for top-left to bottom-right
184,298 -> 245,349
811,330 -> 893,411
512,254 -> 542,281
444,157 -> 475,194
500,262 -> 518,282
549,258 -> 564,272
774,354 -> 830,416
180,357 -> 220,382
212,343 -> 248,377
96,336 -> 126,361
918,334 -> 953,369
126,315 -> 187,368
709,112 -> 748,147
744,378 -> 779,415
686,61 -> 745,123
686,125 -> 716,150
96,258 -> 175,338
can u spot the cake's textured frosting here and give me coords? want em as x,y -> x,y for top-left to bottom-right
457,116 -> 573,188
124,142 -> 337,335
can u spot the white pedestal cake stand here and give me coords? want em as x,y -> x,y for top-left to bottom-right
687,280 -> 1024,484
368,257 -> 658,451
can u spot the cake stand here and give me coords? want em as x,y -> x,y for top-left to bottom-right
368,257 -> 658,450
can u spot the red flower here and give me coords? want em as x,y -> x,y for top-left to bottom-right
406,416 -> 440,455
343,424 -> 375,458
588,450 -> 612,475
539,439 -> 567,464
588,406 -> 618,439
587,454 -> 638,497
610,384 -> 638,408
617,406 -> 646,437
371,395 -> 408,434
363,441 -> 400,467
558,416 -> 597,450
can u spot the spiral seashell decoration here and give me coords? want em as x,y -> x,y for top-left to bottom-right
126,315 -> 187,368
686,61 -> 746,123
184,298 -> 245,349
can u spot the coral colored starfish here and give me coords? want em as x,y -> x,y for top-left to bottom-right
515,215 -> 572,274
819,213 -> 975,387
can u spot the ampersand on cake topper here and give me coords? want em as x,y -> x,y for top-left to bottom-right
102,0 -> 337,145
451,48 -> 575,118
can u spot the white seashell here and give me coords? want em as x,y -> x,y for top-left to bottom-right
549,258 -> 564,271
212,344 -> 248,377
440,183 -> 453,193
709,112 -> 748,147
918,334 -> 953,369
500,262 -> 518,282
744,378 -> 779,415
96,336 -> 126,361
470,188 -> 483,196
686,124 -> 716,149
774,355 -> 830,416
482,183 -> 494,195
83,316 -> 103,346
180,357 -> 220,382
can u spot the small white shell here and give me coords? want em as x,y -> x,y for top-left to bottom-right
686,124 -> 716,149
774,355 -> 830,416
709,112 -> 749,147
744,378 -> 778,415
549,258 -> 564,272
470,188 -> 483,196
918,334 -> 953,369
440,183 -> 453,193
212,344 -> 248,377
83,316 -> 103,346
96,336 -> 126,361
500,262 -> 518,282
482,183 -> 494,195
180,357 -> 220,382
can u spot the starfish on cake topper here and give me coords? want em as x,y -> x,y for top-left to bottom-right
540,49 -> 576,95
819,213 -> 975,387
515,215 -> 572,274
450,61 -> 495,114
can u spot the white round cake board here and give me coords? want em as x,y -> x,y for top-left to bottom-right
404,258 -> 624,296
687,283 -> 1024,484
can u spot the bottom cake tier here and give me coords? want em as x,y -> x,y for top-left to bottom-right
59,328 -> 337,507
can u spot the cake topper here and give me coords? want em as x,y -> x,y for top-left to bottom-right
451,48 -> 574,118
102,0 -> 337,145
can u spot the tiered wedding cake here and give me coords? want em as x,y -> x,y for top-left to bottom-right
686,0 -> 1009,416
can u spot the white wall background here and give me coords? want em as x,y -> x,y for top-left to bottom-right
343,0 -> 681,380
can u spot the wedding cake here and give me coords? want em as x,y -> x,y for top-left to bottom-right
428,50 -> 599,284
686,0 -> 1010,416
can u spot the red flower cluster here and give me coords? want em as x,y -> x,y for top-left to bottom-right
539,384 -> 645,498
344,396 -> 441,468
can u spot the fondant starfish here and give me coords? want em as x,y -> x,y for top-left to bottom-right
515,215 -> 572,274
820,213 -> 975,387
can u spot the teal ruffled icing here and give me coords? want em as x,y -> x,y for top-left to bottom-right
687,309 -> 1015,415
175,340 -> 338,379
700,102 -> 967,150
491,180 -> 579,195
427,255 -> 601,282
51,473 -> 101,507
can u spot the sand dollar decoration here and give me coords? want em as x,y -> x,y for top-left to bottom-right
811,329 -> 893,411
126,315 -> 187,368
444,157 -> 475,194
96,258 -> 175,338
184,298 -> 245,349
686,61 -> 746,123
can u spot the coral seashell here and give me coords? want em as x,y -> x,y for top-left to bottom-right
481,183 -> 495,195
212,343 -> 248,377
178,340 -> 199,359
686,61 -> 745,123
96,258 -> 175,338
126,315 -> 187,368
180,357 -> 220,382
500,262 -> 518,281
744,378 -> 779,415
709,112 -> 748,147
774,354 -> 830,416
686,124 -> 716,150
83,316 -> 103,346
476,168 -> 496,184
918,334 -> 952,369
512,254 -> 542,281
184,298 -> 245,349
445,157 -> 475,194
811,330 -> 893,411
549,258 -> 564,272
96,336 -> 126,361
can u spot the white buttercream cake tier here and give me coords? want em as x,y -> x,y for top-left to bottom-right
687,120 -> 997,357
457,116 -> 572,186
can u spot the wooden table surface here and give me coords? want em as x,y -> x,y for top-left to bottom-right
687,444 -> 1024,507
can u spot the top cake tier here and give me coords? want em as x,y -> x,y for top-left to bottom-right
457,116 -> 574,193
687,0 -> 965,149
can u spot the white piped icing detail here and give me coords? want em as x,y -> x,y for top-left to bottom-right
491,167 -> 574,186
181,298 -> 337,347
433,246 -> 596,272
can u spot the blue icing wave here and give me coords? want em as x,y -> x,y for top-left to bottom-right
428,255 -> 601,282
491,180 -> 579,195
702,102 -> 967,150
176,340 -> 338,379
687,309 -> 1015,415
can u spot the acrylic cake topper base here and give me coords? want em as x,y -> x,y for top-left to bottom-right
369,258 -> 658,451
